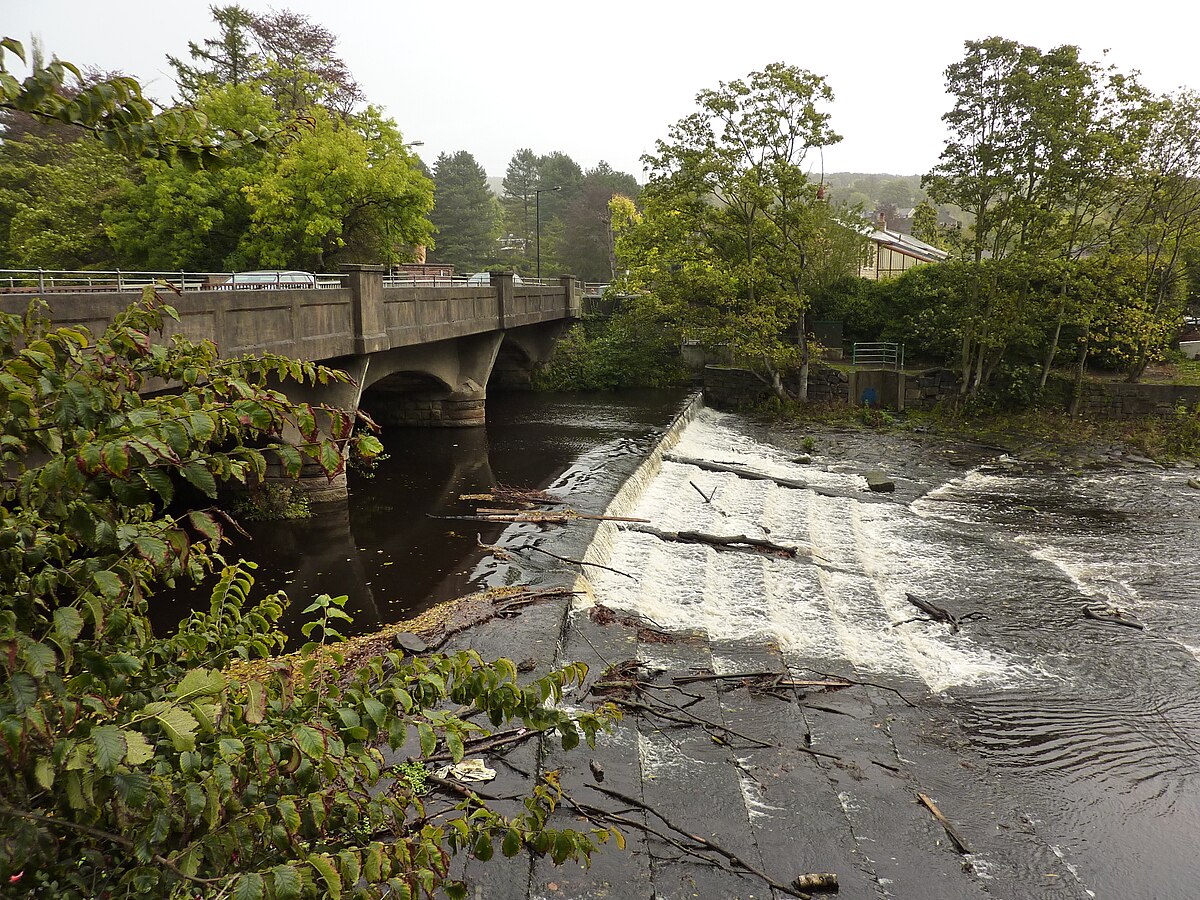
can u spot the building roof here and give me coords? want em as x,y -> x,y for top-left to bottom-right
867,228 -> 950,264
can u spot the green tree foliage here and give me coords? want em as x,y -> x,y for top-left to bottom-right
1,17 -> 432,273
0,135 -> 131,269
1113,90 -> 1200,380
241,106 -> 432,270
429,150 -> 500,271
558,162 -> 641,283
621,62 -> 861,401
923,36 -> 1170,394
911,200 -> 942,248
105,83 -> 276,271
0,37 -> 289,170
169,5 -> 363,114
0,293 -> 622,898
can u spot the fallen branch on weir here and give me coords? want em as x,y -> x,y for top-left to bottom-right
916,792 -> 972,855
690,481 -> 716,504
894,592 -> 988,635
624,523 -> 798,558
476,535 -> 635,579
459,486 -> 568,506
1082,605 -> 1144,630
664,453 -> 810,489
583,784 -> 819,898
429,510 -> 649,525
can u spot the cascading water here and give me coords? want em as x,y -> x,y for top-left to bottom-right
577,404 -> 1200,899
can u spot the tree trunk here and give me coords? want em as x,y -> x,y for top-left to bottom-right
1069,325 -> 1091,418
797,316 -> 810,403
605,215 -> 618,281
1039,313 -> 1064,391
959,329 -> 973,395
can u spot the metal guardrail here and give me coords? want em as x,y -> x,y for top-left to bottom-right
852,341 -> 905,370
0,269 -> 347,293
380,274 -> 565,289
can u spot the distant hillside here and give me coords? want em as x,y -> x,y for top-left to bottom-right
819,173 -> 925,210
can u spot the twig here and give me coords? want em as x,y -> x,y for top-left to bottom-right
518,543 -> 635,579
617,698 -> 772,749
916,792 -> 972,855
793,667 -> 919,708
690,481 -> 715,504
583,785 -> 813,899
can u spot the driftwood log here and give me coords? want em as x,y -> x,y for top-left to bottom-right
625,523 -> 798,557
664,453 -> 809,489
664,453 -> 894,503
1082,605 -> 1145,630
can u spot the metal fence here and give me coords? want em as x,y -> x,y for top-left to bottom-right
0,269 -> 346,293
851,341 -> 905,370
380,273 -> 565,289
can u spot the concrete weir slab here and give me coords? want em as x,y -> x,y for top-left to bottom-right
529,609 -> 654,900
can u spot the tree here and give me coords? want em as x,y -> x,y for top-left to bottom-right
924,37 -> 1156,395
500,148 -> 539,268
1114,90 -> 1200,380
241,106 -> 433,269
169,5 -> 363,114
911,200 -> 942,247
1,37 -> 280,168
429,150 -> 500,271
3,137 -> 130,269
626,62 -> 851,401
105,83 -> 277,271
558,162 -> 640,282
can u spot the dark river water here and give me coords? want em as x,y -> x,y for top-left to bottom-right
161,392 -> 1200,897
191,390 -> 689,640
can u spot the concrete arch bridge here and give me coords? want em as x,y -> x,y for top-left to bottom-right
3,266 -> 581,499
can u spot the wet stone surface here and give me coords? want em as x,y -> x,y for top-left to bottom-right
452,406 -> 1200,900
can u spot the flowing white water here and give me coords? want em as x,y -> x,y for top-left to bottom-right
583,408 -> 1036,693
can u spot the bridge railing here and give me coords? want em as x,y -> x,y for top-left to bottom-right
381,274 -> 568,289
0,268 -> 348,294
852,341 -> 905,370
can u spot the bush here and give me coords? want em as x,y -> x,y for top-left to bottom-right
533,309 -> 688,391
0,294 -> 620,897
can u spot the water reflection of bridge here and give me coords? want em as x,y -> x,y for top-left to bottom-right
2,266 -> 582,499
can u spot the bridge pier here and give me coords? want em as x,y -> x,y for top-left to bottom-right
359,331 -> 503,428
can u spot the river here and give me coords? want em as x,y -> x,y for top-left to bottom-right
575,405 -> 1200,899
185,392 -> 1200,897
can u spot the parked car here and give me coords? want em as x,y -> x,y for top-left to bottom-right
209,270 -> 318,289
466,272 -> 523,286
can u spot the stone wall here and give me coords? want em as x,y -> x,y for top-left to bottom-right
707,362 -> 1200,419
904,368 -> 961,407
1076,381 -> 1200,418
703,364 -> 849,408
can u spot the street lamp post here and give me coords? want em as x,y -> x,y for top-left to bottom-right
534,186 -> 561,280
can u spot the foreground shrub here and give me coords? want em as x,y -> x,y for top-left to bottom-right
0,294 -> 619,898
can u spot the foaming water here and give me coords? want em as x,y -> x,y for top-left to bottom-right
591,409 -> 1037,692
582,406 -> 1200,899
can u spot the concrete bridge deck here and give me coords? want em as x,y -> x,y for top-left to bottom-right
2,266 -> 582,500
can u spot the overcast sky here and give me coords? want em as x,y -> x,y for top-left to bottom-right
7,1 -> 1197,182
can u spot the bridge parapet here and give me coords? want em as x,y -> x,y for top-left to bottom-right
1,268 -> 581,501
0,268 -> 580,363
